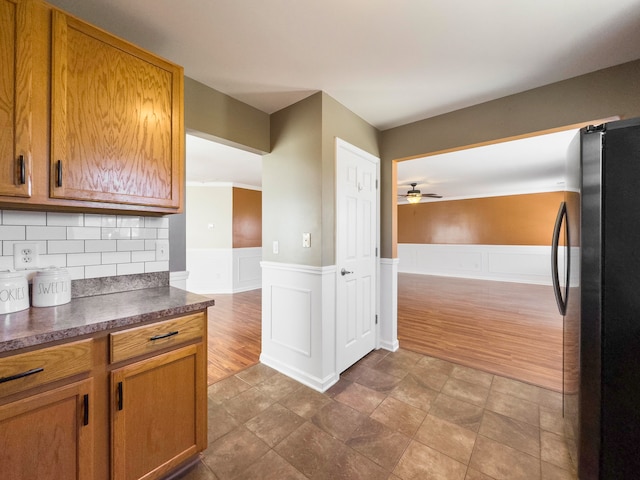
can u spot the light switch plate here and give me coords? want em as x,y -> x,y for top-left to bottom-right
302,233 -> 311,248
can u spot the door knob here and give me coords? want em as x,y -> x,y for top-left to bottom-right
341,268 -> 353,276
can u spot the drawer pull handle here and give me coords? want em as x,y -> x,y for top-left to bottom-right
83,394 -> 89,426
18,155 -> 26,185
0,367 -> 44,384
149,330 -> 179,341
117,381 -> 123,411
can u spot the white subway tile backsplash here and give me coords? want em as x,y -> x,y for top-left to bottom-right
39,254 -> 67,268
66,266 -> 85,280
117,216 -> 143,228
144,217 -> 169,228
27,226 -> 67,240
145,260 -> 169,273
131,250 -> 156,263
0,210 -> 170,281
48,240 -> 85,254
102,251 -> 131,264
67,252 -> 103,267
102,227 -> 131,240
117,262 -> 145,276
85,264 -> 116,279
117,239 -> 145,251
46,212 -> 84,226
0,256 -> 13,270
0,225 -> 26,240
131,228 -> 157,239
67,226 -> 101,240
85,240 -> 117,253
2,211 -> 46,226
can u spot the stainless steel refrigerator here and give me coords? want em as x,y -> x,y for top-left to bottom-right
559,117 -> 640,479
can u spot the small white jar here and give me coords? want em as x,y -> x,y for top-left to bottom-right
32,267 -> 71,307
0,270 -> 29,314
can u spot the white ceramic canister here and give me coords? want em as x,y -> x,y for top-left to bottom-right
32,267 -> 71,307
0,270 -> 30,314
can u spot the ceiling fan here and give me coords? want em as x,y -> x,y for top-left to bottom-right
398,183 -> 442,204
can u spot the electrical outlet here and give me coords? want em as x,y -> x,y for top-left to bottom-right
273,241 -> 279,254
13,242 -> 40,270
302,233 -> 311,248
155,240 -> 169,261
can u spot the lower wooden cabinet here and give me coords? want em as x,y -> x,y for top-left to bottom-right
0,310 -> 208,480
111,343 -> 206,480
0,378 -> 94,480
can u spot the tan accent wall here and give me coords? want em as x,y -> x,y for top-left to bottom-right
232,188 -> 262,248
398,192 -> 565,246
263,92 -> 379,267
184,76 -> 270,154
380,59 -> 640,258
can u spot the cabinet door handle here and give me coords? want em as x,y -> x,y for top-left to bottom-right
117,381 -> 123,411
149,330 -> 179,341
83,394 -> 89,426
0,367 -> 44,384
56,160 -> 63,187
18,155 -> 26,185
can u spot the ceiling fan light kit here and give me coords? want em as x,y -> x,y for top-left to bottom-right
399,182 -> 442,204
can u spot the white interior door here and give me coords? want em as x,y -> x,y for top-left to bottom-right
336,138 -> 379,374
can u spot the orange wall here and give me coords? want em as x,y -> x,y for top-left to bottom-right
397,192 -> 565,246
232,188 -> 262,248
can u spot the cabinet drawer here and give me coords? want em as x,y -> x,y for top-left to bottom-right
110,313 -> 205,364
0,339 -> 92,398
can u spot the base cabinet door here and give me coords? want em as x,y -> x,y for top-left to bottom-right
111,344 -> 206,480
0,378 -> 94,480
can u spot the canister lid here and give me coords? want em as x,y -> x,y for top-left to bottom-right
0,269 -> 27,279
35,267 -> 70,277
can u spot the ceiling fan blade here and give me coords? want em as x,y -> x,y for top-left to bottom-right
421,193 -> 442,198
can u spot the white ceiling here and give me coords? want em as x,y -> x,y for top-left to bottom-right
396,129 -> 579,203
46,0 -> 640,191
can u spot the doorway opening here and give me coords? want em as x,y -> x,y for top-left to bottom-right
394,125 -> 583,391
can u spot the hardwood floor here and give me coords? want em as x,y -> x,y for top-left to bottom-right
202,274 -> 563,391
397,273 -> 563,392
203,289 -> 262,385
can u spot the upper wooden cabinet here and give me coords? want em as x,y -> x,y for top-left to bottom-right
50,10 -> 184,210
0,0 -> 33,197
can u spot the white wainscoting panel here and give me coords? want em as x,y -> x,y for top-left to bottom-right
398,244 -> 560,285
379,258 -> 399,352
270,285 -> 312,356
186,248 -> 233,293
186,247 -> 262,294
261,261 -> 339,392
233,247 -> 262,292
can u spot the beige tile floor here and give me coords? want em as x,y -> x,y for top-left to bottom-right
180,349 -> 578,480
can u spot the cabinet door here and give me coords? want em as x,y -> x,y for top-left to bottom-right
0,0 -> 32,197
0,378 -> 94,480
111,344 -> 206,480
50,10 -> 183,210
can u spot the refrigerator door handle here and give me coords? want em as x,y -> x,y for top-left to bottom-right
552,201 -> 568,315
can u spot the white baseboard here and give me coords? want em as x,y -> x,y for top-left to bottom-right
260,352 -> 339,393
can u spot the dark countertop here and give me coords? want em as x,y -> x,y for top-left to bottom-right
0,287 -> 215,354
